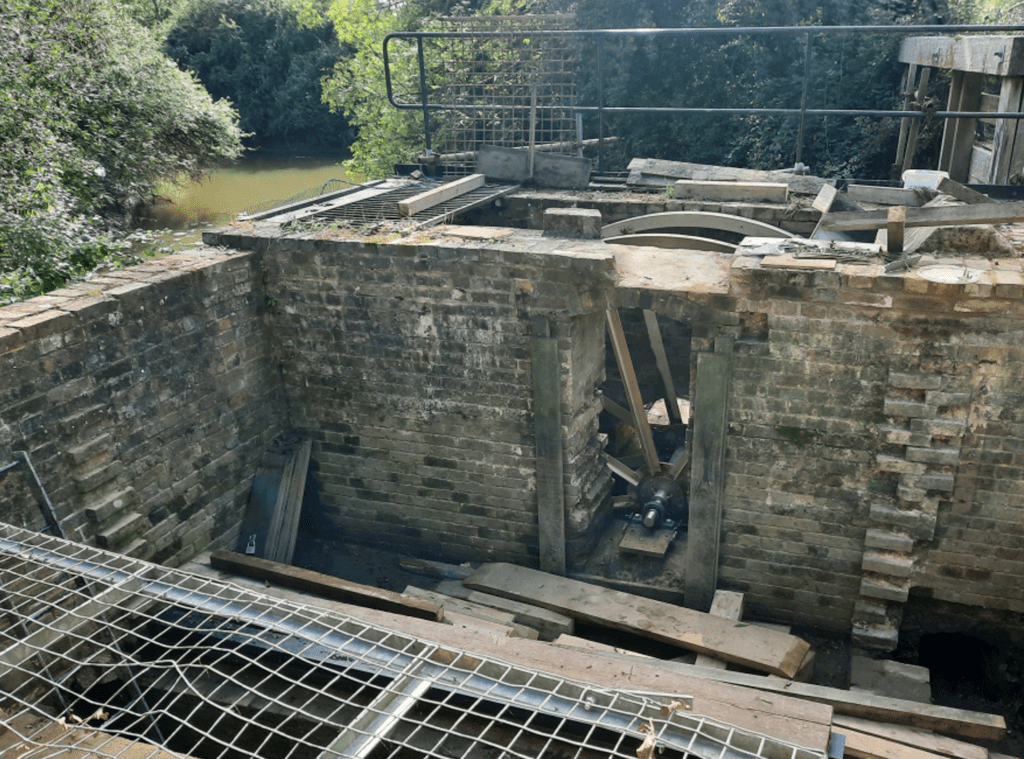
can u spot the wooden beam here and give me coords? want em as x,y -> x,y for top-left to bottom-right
899,35 -> 1024,77
397,174 -> 485,216
602,395 -> 634,426
902,66 -> 932,174
643,310 -> 682,425
402,585 -> 538,638
275,437 -> 311,566
694,590 -> 744,670
672,179 -> 788,203
184,555 -> 833,751
821,199 -> 1024,231
464,562 -> 811,678
831,715 -> 988,759
605,308 -> 660,475
431,580 -> 575,640
936,177 -> 993,204
685,341 -> 732,613
531,315 -> 566,575
837,727 -> 953,759
939,71 -> 984,183
398,557 -> 473,580
847,185 -> 929,207
893,63 -> 919,176
887,206 -> 906,255
208,550 -> 442,621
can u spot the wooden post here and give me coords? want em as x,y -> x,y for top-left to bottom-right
685,337 -> 733,613
939,71 -> 984,182
887,206 -> 906,255
643,310 -> 682,425
902,67 -> 931,173
892,63 -> 919,178
531,316 -> 566,575
991,76 -> 1024,183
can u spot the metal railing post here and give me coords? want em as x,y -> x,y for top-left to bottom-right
796,30 -> 813,168
417,37 -> 432,156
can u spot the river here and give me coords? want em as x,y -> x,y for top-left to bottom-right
134,155 -> 358,249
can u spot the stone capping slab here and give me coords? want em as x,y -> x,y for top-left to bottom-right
0,248 -> 251,347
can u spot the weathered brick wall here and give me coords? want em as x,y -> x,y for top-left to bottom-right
205,228 -> 617,564
0,249 -> 283,565
621,258 -> 1024,639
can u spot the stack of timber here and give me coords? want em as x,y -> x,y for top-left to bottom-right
197,554 -> 1012,759
236,434 -> 311,564
627,157 -> 833,195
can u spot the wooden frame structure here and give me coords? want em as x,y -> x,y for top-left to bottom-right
898,35 -> 1024,184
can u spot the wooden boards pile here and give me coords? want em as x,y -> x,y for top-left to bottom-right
237,435 -> 311,564
464,562 -> 811,678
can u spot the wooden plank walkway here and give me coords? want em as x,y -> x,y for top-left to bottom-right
464,562 -> 811,678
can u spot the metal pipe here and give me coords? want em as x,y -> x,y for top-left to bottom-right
795,31 -> 814,167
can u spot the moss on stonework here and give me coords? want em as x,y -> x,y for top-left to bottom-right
775,425 -> 822,447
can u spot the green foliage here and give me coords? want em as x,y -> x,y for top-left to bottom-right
164,0 -> 354,152
0,0 -> 243,301
321,0 -> 429,177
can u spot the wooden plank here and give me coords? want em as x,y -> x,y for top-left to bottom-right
432,579 -> 575,640
991,78 -> 1024,183
398,557 -> 473,580
936,177 -> 993,204
672,179 -> 788,203
184,554 -> 834,751
208,550 -> 442,621
602,395 -> 634,426
237,451 -> 287,558
847,185 -> 929,207
831,715 -> 988,759
838,727 -> 952,759
397,174 -> 485,216
618,522 -> 676,557
941,71 -> 984,183
606,309 -> 660,475
899,35 -> 1024,76
276,436 -> 311,565
685,344 -> 732,613
552,633 -> 653,658
643,310 -> 682,425
402,585 -> 539,639
464,562 -> 811,678
821,199 -> 1024,231
759,253 -> 837,270
531,315 -> 565,575
887,206 -> 906,254
0,715 -> 200,759
627,157 -> 831,195
970,144 -> 994,185
893,63 -> 919,174
902,67 -> 931,173
694,590 -> 744,670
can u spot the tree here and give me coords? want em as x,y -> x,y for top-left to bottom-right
0,0 -> 244,301
164,0 -> 355,153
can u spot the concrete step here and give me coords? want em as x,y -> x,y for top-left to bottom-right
75,461 -> 123,493
96,512 -> 148,550
85,487 -> 137,525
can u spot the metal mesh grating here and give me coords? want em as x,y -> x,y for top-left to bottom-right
0,523 -> 827,759
277,181 -> 520,230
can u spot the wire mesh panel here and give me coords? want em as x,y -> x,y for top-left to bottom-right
0,523 -> 826,759
413,15 -> 579,167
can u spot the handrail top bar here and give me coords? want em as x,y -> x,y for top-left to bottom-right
384,24 -> 1024,41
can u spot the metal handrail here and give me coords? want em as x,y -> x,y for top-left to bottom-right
383,23 -> 1024,171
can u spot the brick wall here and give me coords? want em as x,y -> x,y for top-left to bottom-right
0,249 -> 283,565
206,227 -> 617,564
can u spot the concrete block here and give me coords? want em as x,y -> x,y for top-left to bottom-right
852,599 -> 890,625
875,455 -> 926,475
851,623 -> 899,652
862,549 -> 914,578
851,654 -> 931,702
477,145 -> 591,190
543,208 -> 602,239
96,512 -> 148,550
870,503 -> 937,541
905,472 -> 956,493
888,371 -> 942,390
883,399 -> 936,418
672,179 -> 787,203
905,446 -> 960,466
85,487 -> 137,524
860,575 -> 911,603
864,528 -> 914,553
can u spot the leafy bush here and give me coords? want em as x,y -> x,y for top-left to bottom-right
165,0 -> 355,152
0,0 -> 243,301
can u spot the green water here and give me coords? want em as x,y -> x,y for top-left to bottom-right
133,156 -> 357,249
